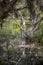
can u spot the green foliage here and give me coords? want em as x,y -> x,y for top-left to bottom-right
34,22 -> 43,44
0,20 -> 21,35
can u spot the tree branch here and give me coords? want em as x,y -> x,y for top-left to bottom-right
34,17 -> 43,26
14,6 -> 28,11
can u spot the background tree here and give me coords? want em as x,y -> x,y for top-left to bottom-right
0,0 -> 43,65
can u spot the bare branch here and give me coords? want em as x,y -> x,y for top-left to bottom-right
14,6 -> 28,11
34,17 -> 43,26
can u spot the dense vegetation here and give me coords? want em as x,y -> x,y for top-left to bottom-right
0,0 -> 43,65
